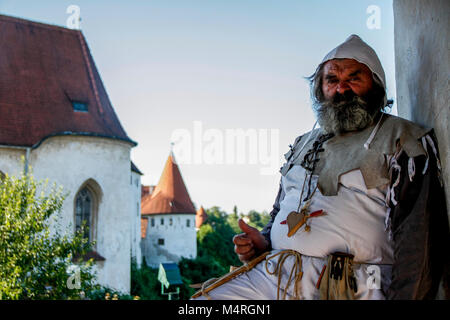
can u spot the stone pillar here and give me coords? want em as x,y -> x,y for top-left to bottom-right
393,0 -> 450,299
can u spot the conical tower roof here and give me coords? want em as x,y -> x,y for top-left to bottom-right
195,206 -> 208,229
141,153 -> 196,215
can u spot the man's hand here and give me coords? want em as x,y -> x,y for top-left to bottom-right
233,218 -> 269,263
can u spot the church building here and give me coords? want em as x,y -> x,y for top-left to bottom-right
0,15 -> 141,293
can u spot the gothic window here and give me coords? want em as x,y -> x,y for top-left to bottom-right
169,218 -> 173,226
151,218 -> 155,227
161,218 -> 164,225
74,180 -> 101,245
75,187 -> 94,242
186,218 -> 191,227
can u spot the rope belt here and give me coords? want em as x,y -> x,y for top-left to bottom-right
265,250 -> 303,300
191,250 -> 360,300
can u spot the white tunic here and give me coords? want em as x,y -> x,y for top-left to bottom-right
195,165 -> 394,300
271,165 -> 394,264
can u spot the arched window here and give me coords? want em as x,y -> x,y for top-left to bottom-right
75,187 -> 94,242
74,179 -> 101,244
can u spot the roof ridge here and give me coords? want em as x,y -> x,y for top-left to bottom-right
0,14 -> 80,34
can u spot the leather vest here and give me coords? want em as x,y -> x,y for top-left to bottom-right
280,114 -> 430,196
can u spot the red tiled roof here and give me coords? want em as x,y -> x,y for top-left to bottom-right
0,14 -> 135,147
141,185 -> 156,198
195,206 -> 208,229
141,153 -> 196,216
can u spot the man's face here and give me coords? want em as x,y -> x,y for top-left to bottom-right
321,59 -> 374,100
312,58 -> 385,135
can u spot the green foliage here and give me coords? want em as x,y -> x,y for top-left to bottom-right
87,286 -> 135,300
130,258 -> 164,300
196,207 -> 241,269
178,253 -> 229,299
246,209 -> 271,230
0,170 -> 99,300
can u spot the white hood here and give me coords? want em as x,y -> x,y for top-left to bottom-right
318,34 -> 387,107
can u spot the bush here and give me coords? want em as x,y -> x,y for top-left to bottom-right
0,170 -> 99,299
130,258 -> 164,300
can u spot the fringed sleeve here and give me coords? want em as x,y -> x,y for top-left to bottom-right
386,131 -> 450,299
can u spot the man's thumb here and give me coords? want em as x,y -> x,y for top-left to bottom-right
238,218 -> 258,235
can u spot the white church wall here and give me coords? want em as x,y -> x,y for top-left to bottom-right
0,147 -> 27,177
0,135 -> 134,293
142,213 -> 197,268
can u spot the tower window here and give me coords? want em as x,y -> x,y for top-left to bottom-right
186,219 -> 191,227
158,238 -> 165,245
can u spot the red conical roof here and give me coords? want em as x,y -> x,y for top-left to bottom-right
141,153 -> 196,215
195,206 -> 208,229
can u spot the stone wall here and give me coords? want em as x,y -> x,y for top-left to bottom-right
142,213 -> 197,268
131,170 -> 142,268
393,0 -> 449,298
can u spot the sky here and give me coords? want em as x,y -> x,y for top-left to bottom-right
0,0 -> 397,214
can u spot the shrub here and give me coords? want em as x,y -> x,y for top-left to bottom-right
0,170 -> 99,299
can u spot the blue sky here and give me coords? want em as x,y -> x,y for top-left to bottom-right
0,0 -> 396,214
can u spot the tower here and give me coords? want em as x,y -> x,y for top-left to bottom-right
140,153 -> 197,267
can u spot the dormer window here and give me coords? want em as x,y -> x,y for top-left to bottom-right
72,101 -> 88,112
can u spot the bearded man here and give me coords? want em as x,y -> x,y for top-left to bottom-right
192,35 -> 449,300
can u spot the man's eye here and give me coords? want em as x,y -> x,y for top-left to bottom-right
327,79 -> 338,84
350,77 -> 360,81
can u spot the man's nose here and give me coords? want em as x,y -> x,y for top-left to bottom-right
336,81 -> 351,94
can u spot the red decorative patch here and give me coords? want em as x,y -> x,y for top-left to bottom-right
309,210 -> 324,217
280,220 -> 287,225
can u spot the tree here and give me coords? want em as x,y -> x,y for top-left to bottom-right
0,170 -> 99,299
130,258 -> 164,300
246,209 -> 271,230
197,207 -> 241,269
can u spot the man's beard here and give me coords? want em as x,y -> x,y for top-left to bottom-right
313,85 -> 385,135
